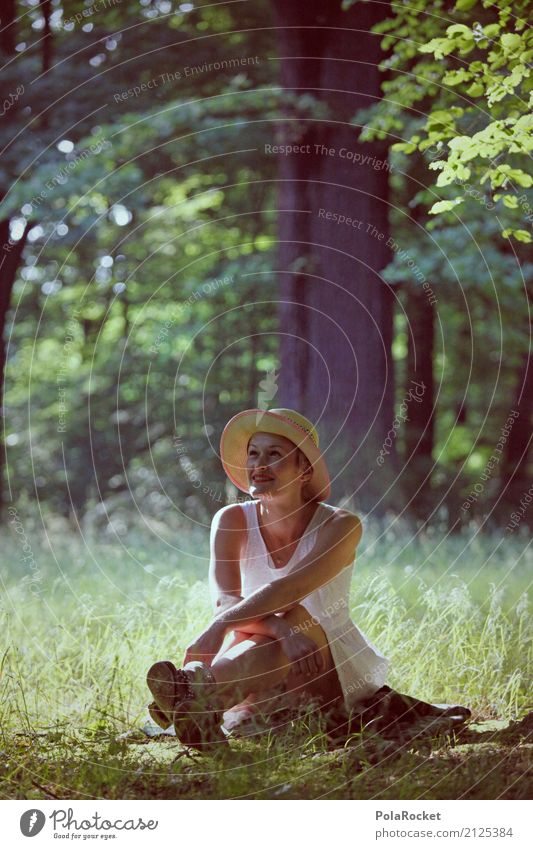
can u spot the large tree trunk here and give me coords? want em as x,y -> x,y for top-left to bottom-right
0,0 -> 17,54
0,220 -> 31,511
270,0 -> 397,513
402,194 -> 436,520
0,0 -> 27,514
495,248 -> 533,526
0,0 -> 53,516
497,350 -> 533,521
403,286 -> 435,513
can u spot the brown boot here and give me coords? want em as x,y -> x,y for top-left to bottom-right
146,660 -> 228,751
147,701 -> 172,730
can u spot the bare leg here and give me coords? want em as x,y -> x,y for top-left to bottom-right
210,631 -> 280,718
209,604 -> 343,712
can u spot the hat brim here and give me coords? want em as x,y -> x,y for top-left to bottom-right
220,409 -> 331,501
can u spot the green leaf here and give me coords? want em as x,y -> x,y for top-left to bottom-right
448,136 -> 471,151
492,166 -> 532,188
502,228 -> 532,243
455,164 -> 472,181
446,24 -> 473,38
419,38 -> 455,59
391,141 -> 418,153
466,81 -> 484,97
501,34 -> 522,55
435,168 -> 456,186
429,198 -> 464,214
426,110 -> 457,132
443,69 -> 472,86
455,0 -> 477,9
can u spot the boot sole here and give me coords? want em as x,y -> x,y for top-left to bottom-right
146,660 -> 187,715
147,660 -> 229,751
148,701 -> 172,730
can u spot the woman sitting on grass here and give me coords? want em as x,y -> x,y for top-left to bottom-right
147,408 -> 469,749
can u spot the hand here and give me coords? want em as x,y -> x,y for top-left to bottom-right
280,632 -> 324,678
182,621 -> 226,666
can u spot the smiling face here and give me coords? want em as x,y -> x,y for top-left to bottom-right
246,431 -> 313,500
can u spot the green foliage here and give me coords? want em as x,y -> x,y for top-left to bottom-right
349,0 -> 533,243
2,0 -> 295,519
2,0 -> 531,522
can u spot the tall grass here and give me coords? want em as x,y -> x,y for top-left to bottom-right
2,513 -> 531,740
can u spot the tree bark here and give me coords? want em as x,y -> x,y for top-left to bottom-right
270,0 -> 397,512
42,0 -> 53,72
496,248 -> 533,525
0,0 -> 17,54
0,220 -> 31,510
403,285 -> 435,518
402,191 -> 436,520
497,351 -> 533,519
0,0 -> 28,514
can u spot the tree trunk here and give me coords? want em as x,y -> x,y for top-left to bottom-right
403,285 -> 435,518
402,189 -> 436,520
497,350 -> 533,521
270,0 -> 397,513
0,220 -> 31,511
0,0 -> 30,514
0,0 -> 17,54
495,247 -> 533,526
42,0 -> 53,72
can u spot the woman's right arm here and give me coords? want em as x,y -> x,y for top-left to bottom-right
208,504 -> 245,613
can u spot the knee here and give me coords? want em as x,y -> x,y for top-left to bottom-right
282,604 -> 319,633
281,606 -> 331,663
211,633 -> 273,676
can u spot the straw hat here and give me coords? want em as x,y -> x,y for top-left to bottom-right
220,408 -> 330,501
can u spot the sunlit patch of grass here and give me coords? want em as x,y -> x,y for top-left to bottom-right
1,518 -> 531,798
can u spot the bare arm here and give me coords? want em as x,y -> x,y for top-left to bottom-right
208,504 -> 244,614
183,509 -> 361,666
211,593 -> 290,639
213,512 -> 362,634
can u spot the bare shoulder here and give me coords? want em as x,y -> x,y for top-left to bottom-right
209,502 -> 248,561
211,502 -> 247,533
319,504 -> 363,543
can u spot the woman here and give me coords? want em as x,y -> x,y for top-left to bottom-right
146,407 -> 469,749
146,407 -> 390,747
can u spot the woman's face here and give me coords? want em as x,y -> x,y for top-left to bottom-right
246,431 -> 312,499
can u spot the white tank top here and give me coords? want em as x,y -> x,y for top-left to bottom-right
239,499 -> 353,630
238,498 -> 390,708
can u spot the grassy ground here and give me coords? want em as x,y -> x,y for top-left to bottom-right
1,514 -> 532,799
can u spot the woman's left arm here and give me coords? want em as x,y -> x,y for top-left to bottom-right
213,512 -> 362,634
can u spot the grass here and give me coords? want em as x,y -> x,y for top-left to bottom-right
1,512 -> 532,799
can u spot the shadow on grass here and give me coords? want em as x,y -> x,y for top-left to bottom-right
2,712 -> 532,800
